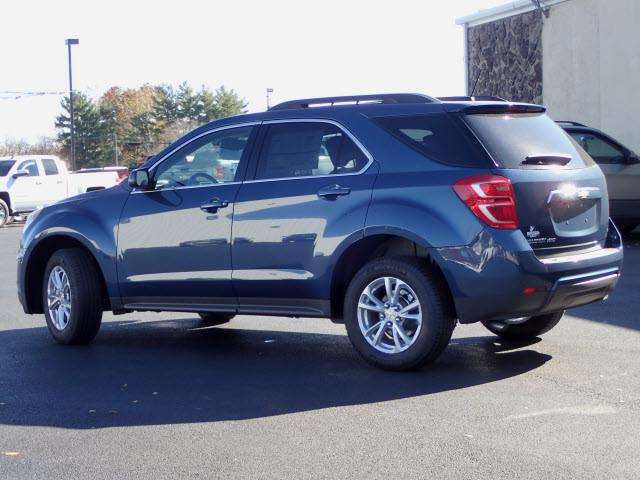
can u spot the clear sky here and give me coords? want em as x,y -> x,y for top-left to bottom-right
1,0 -> 506,142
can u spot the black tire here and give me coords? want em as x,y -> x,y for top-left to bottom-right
198,312 -> 235,326
344,257 -> 456,371
42,248 -> 103,344
481,311 -> 564,341
0,199 -> 9,227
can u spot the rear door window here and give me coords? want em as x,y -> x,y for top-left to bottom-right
255,122 -> 369,180
373,114 -> 489,167
465,113 -> 595,169
41,158 -> 59,175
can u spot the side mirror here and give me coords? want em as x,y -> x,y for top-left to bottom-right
12,170 -> 29,179
128,169 -> 152,189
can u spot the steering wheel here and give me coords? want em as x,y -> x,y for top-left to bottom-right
187,172 -> 218,186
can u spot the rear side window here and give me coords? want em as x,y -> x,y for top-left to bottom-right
465,113 -> 595,169
374,114 -> 489,167
41,158 -> 59,175
256,122 -> 368,180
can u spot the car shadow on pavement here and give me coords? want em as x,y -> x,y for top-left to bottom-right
0,319 -> 550,430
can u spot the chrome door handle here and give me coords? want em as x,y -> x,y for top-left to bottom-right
200,198 -> 229,213
317,184 -> 351,199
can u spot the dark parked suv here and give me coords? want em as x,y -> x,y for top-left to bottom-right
17,94 -> 623,370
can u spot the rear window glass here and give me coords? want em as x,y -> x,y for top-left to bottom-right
374,114 -> 489,167
465,113 -> 595,169
0,160 -> 15,177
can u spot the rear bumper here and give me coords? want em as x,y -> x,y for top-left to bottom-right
541,268 -> 619,314
436,220 -> 623,324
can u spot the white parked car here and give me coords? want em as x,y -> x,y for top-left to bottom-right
0,155 -> 128,226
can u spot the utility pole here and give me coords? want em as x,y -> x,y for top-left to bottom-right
266,88 -> 274,110
65,38 -> 79,171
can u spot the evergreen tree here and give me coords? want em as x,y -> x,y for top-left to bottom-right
194,87 -> 218,123
176,82 -> 199,120
55,92 -> 105,169
212,86 -> 247,119
151,84 -> 178,126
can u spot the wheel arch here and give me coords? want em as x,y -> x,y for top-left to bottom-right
0,191 -> 11,213
23,233 -> 111,314
329,231 -> 456,322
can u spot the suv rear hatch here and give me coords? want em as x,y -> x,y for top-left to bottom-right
462,104 -> 608,254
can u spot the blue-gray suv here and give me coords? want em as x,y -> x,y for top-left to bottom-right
17,94 -> 623,370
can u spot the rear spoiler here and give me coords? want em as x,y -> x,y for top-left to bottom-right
461,103 -> 546,115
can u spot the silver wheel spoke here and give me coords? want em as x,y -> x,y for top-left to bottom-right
363,288 -> 384,309
56,306 -> 65,327
399,313 -> 421,321
358,302 -> 385,313
392,324 -> 402,352
393,323 -> 412,345
372,322 -> 386,346
384,277 -> 393,302
391,280 -> 404,305
364,321 -> 383,336
52,272 -> 61,289
399,301 -> 420,315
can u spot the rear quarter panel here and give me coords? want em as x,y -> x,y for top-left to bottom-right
339,111 -> 484,248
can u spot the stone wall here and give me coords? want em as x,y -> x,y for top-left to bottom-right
467,10 -> 543,103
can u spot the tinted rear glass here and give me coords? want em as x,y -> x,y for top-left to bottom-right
465,113 -> 595,169
374,114 -> 490,167
0,160 -> 15,176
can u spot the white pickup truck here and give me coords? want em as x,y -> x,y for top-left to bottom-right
0,155 -> 128,226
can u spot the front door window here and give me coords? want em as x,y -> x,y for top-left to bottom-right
153,126 -> 254,189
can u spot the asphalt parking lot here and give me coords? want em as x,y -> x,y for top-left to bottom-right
0,224 -> 639,479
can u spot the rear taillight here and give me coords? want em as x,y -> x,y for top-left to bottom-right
453,175 -> 519,230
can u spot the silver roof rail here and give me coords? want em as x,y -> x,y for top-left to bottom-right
269,93 -> 437,110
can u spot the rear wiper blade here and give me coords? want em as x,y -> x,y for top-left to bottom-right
521,154 -> 572,166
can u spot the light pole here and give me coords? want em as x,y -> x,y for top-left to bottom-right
65,38 -> 79,171
266,88 -> 274,110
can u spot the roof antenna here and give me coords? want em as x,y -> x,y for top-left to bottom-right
469,68 -> 482,98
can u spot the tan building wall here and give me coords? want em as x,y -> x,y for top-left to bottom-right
542,0 -> 640,152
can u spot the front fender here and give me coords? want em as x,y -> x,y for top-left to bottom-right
19,187 -> 128,311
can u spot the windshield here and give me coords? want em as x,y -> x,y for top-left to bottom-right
465,113 -> 595,169
0,160 -> 15,177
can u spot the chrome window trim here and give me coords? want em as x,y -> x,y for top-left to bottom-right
131,121 -> 260,194
243,118 -> 374,184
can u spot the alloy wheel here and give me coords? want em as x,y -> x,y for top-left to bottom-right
47,266 -> 72,330
357,276 -> 423,354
